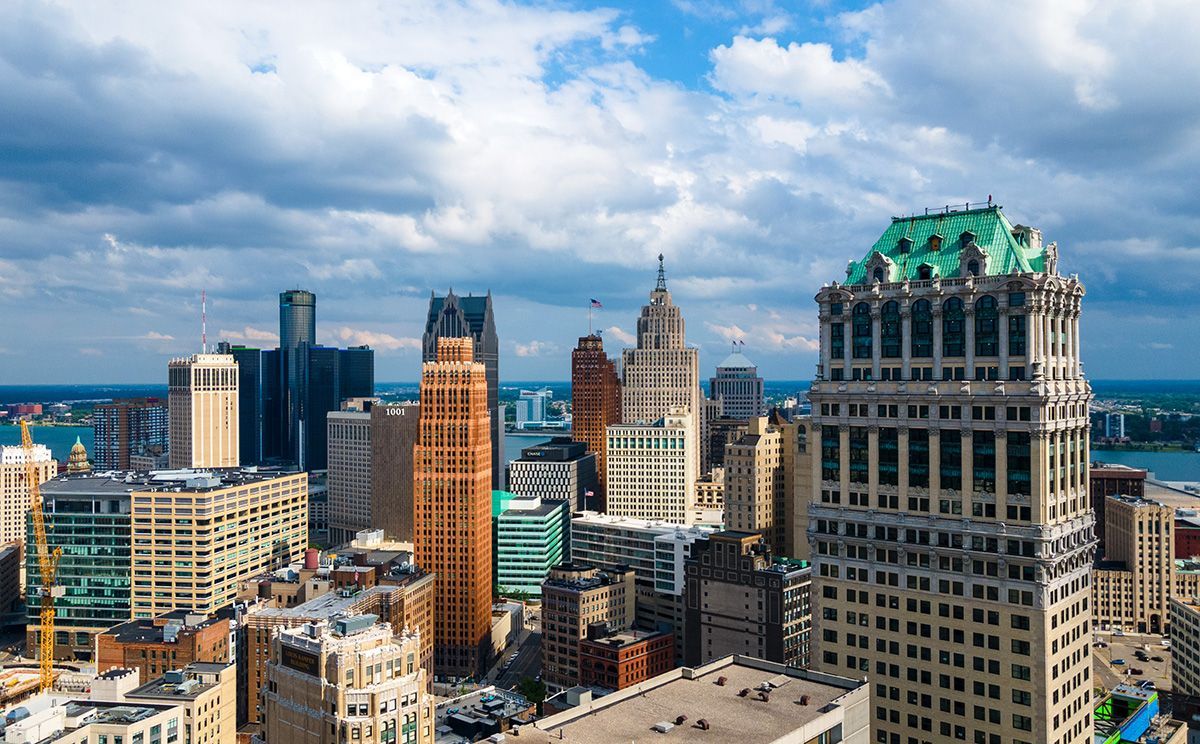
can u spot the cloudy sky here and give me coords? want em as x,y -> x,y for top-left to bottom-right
2,0 -> 1197,383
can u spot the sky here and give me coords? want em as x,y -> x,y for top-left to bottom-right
1,0 -> 1198,383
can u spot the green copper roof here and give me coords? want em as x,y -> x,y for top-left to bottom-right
845,206 -> 1045,284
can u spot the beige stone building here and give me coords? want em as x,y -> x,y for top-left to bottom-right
1170,596 -> 1200,696
620,256 -> 700,468
0,443 -> 55,547
807,207 -> 1095,744
723,417 -> 787,552
168,353 -> 239,469
130,469 -> 308,617
123,662 -> 238,744
605,407 -> 697,524
541,563 -> 636,691
262,617 -> 433,744
694,466 -> 724,511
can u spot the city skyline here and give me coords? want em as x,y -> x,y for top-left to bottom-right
2,1 -> 1199,383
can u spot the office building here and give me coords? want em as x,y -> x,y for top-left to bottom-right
0,696 -> 188,744
96,609 -> 235,683
516,655 -> 869,744
779,418 -> 812,561
0,542 -> 20,614
694,467 -> 724,511
308,471 -> 329,544
1104,412 -> 1126,439
698,395 -> 723,474
515,388 -> 553,426
423,289 -> 500,489
807,206 -> 1095,744
541,563 -> 636,691
506,438 -> 598,513
413,337 -> 493,678
1091,462 -> 1148,558
578,628 -> 675,692
217,342 -> 264,465
723,416 -> 789,553
122,662 -> 238,744
496,495 -> 568,596
1,443 -> 55,546
709,344 -> 766,419
705,416 -> 747,471
620,256 -> 700,468
168,353 -> 239,469
129,469 -> 308,617
262,617 -> 434,744
1170,596 -> 1200,696
92,398 -> 168,470
27,473 -> 134,660
327,402 -> 420,544
605,407 -> 697,524
683,531 -> 811,669
1094,494 -> 1175,635
571,333 -> 621,506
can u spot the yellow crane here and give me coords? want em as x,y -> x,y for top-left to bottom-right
20,420 -> 61,691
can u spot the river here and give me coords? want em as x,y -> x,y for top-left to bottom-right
1091,449 -> 1200,482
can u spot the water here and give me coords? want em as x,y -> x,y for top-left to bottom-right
0,425 -> 94,461
1091,449 -> 1200,482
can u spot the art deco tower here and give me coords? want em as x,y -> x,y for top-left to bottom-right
571,334 -> 621,506
807,205 -> 1094,744
620,256 -> 700,455
414,337 -> 493,679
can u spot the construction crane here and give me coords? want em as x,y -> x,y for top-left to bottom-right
20,420 -> 61,691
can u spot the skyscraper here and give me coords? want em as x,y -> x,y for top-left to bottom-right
217,342 -> 263,465
708,344 -> 766,419
605,407 -> 698,524
413,337 -> 493,678
807,205 -> 1094,744
423,290 -> 500,488
1,443 -> 55,546
167,353 -> 239,469
92,398 -> 168,470
279,289 -> 316,467
620,255 -> 700,469
723,416 -> 787,553
570,333 -> 621,504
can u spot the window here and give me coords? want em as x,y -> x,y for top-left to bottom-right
966,259 -> 980,276
1009,314 -> 1027,356
874,267 -> 886,283
853,303 -> 873,359
831,322 -> 845,360
877,301 -> 902,358
974,296 -> 998,356
918,265 -> 932,280
879,428 -> 899,486
939,432 -> 961,491
942,298 -> 965,356
908,429 -> 929,488
973,431 -> 996,493
911,300 -> 933,357
849,427 -> 870,485
821,426 -> 840,482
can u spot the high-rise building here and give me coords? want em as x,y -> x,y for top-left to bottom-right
496,495 -> 568,596
1090,461 -> 1147,558
682,531 -> 811,669
605,407 -> 697,524
168,353 -> 239,469
1170,596 -> 1200,696
0,443 -> 55,546
708,344 -> 766,419
807,206 -> 1095,744
262,617 -> 434,744
515,388 -> 553,426
570,334 -> 621,506
92,398 -> 168,470
698,395 -> 724,474
505,438 -> 598,513
1104,412 -> 1126,439
327,402 -> 420,545
723,416 -> 787,553
217,342 -> 264,465
540,563 -> 636,691
414,337 -> 493,678
129,469 -> 308,617
423,290 -> 500,489
620,255 -> 700,467
704,416 -> 747,471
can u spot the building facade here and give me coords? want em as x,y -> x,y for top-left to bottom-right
570,334 -> 621,506
540,563 -> 636,691
96,609 -> 234,683
683,531 -> 810,669
123,662 -> 238,744
605,407 -> 698,524
92,398 -> 168,471
422,290 -> 500,490
413,337 -> 493,678
168,353 -> 240,469
806,206 -> 1095,744
723,416 -> 788,553
620,256 -> 699,467
1090,462 -> 1148,558
709,345 -> 766,419
1170,597 -> 1200,697
505,438 -> 598,513
1,443 -> 55,547
495,495 -> 568,597
262,618 -> 434,744
578,628 -> 675,691
217,342 -> 264,466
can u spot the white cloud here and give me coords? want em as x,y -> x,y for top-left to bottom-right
219,326 -> 280,344
514,340 -> 559,358
331,327 -> 420,352
710,37 -> 890,105
603,326 -> 636,345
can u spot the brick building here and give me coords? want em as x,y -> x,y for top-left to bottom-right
96,609 -> 234,683
578,627 -> 674,691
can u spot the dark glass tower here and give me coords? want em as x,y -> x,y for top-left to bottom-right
423,290 -> 500,488
279,289 -> 316,349
279,290 -> 316,467
218,342 -> 264,465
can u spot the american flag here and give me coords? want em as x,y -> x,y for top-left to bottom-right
590,298 -> 603,308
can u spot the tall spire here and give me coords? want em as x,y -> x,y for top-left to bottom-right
656,253 -> 667,291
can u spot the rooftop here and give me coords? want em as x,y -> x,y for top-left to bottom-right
582,628 -> 672,650
572,511 -> 717,539
41,468 -> 303,498
126,664 -> 231,701
515,655 -> 865,744
715,348 -> 757,370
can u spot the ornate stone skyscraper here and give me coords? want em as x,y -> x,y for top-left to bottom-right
620,256 -> 700,466
414,337 -> 493,679
423,290 -> 500,488
806,205 -> 1094,744
571,333 -> 621,506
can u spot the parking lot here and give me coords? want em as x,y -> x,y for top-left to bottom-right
1092,631 -> 1172,692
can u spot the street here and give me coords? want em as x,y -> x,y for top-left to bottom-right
491,631 -> 542,689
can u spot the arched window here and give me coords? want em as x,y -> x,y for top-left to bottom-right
918,265 -> 932,281
911,300 -> 932,357
873,267 -> 886,283
975,295 -> 999,356
942,297 -> 965,356
852,302 -> 872,359
881,301 -> 902,358
967,259 -> 980,276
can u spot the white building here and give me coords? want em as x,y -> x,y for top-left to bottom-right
605,407 -> 698,524
0,443 -> 55,546
167,353 -> 239,469
515,388 -> 553,426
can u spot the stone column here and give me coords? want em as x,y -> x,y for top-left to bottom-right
842,321 -> 853,377
819,316 -> 830,380
998,308 -> 1010,380
867,425 -> 879,506
1071,309 -> 1081,379
897,426 -> 910,495
995,430 -> 1008,519
964,305 -> 976,380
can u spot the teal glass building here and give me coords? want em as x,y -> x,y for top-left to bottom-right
495,495 -> 568,597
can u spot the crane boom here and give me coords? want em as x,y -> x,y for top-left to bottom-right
20,420 -> 60,692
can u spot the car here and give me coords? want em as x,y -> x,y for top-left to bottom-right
1130,668 -> 1145,676
1139,680 -> 1157,690
1151,655 -> 1165,662
1095,641 -> 1109,648
1162,640 -> 1172,648
1112,659 -> 1126,665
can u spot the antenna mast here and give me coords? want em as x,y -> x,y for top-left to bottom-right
201,289 -> 207,353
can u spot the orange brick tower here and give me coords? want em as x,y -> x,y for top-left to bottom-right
414,336 -> 493,679
571,334 -> 621,509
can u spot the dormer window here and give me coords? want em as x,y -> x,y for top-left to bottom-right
898,237 -> 913,254
929,234 -> 943,251
959,231 -> 976,249
873,267 -> 886,283
967,260 -> 980,276
917,265 -> 933,280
